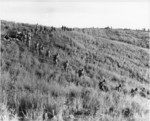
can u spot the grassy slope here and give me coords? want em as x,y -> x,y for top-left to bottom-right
0,20 -> 150,121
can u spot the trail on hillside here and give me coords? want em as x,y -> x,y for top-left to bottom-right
0,20 -> 150,121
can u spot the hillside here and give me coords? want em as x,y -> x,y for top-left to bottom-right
0,20 -> 150,121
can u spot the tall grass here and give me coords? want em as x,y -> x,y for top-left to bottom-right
0,20 -> 150,121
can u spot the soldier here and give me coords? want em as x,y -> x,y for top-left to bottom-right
61,26 -> 64,31
36,42 -> 41,55
46,49 -> 51,58
41,46 -> 45,55
147,90 -> 150,95
35,42 -> 40,50
99,80 -> 105,89
51,26 -> 54,31
34,24 -> 39,34
17,32 -> 24,41
43,107 -> 55,120
26,39 -> 28,47
105,26 -> 110,29
99,79 -> 109,92
35,23 -> 38,29
27,39 -> 32,48
27,32 -> 32,41
44,26 -> 47,31
53,53 -> 59,65
130,88 -> 138,97
63,60 -> 69,71
40,44 -> 44,51
78,68 -> 84,78
23,33 -> 27,43
51,26 -> 56,31
31,28 -> 34,32
131,88 -> 138,93
62,26 -> 66,31
39,44 -> 44,55
115,84 -> 122,92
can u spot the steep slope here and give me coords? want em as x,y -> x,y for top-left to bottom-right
0,20 -> 150,121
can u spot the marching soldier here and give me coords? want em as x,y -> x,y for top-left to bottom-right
78,68 -> 84,78
46,49 -> 51,58
27,32 -> 32,41
53,53 -> 59,65
17,32 -> 24,41
115,84 -> 122,92
23,33 -> 27,44
39,44 -> 44,56
99,79 -> 109,92
51,26 -> 56,31
40,44 -> 44,51
62,26 -> 65,31
63,60 -> 69,71
27,39 -> 32,48
130,88 -> 138,97
41,46 -> 45,56
35,42 -> 40,50
34,23 -> 39,34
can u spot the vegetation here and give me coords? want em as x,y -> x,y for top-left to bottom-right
0,20 -> 150,121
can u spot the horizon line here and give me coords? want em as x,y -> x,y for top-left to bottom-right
1,19 -> 149,30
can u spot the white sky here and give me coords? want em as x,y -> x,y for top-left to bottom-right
0,0 -> 150,29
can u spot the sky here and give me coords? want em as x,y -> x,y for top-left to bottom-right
0,0 -> 150,29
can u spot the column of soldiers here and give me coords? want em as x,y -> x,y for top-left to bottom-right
4,24 -> 57,48
51,26 -> 56,31
35,24 -> 56,34
48,51 -> 85,78
61,26 -> 73,31
4,27 -> 85,80
34,42 -> 51,60
35,42 -> 43,56
4,30 -> 32,48
104,26 -> 112,29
